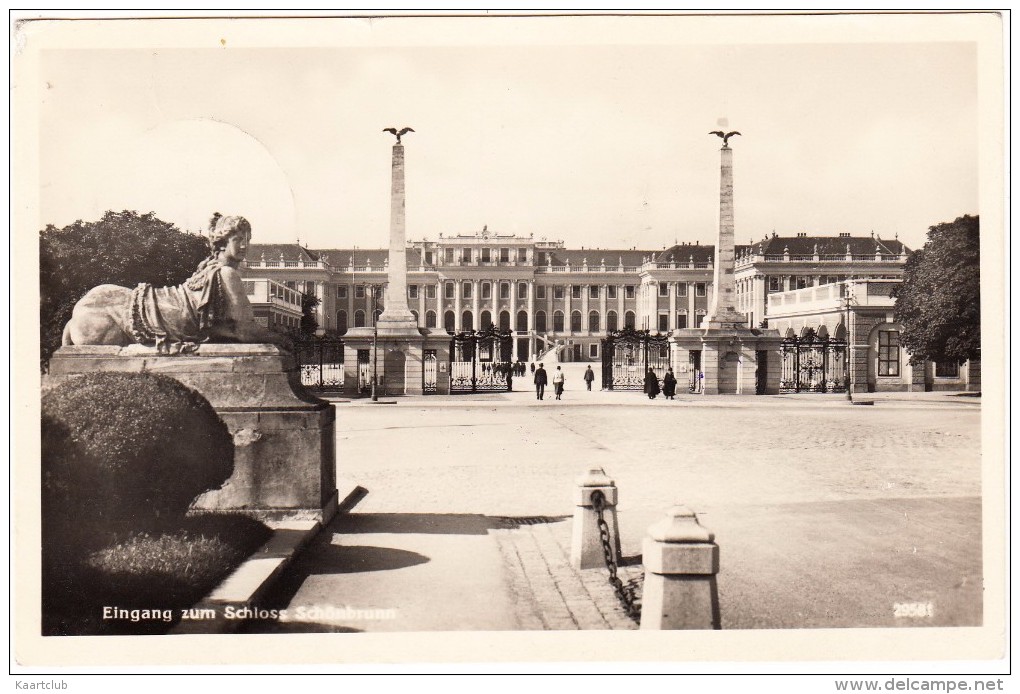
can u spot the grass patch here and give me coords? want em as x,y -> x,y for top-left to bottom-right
43,514 -> 272,636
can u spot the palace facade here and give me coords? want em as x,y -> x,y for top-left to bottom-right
242,227 -> 972,390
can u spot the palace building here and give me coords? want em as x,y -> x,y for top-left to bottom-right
237,225 -> 985,394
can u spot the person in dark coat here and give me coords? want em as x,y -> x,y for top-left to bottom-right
583,365 -> 595,391
662,367 -> 677,399
534,362 -> 548,400
644,368 -> 660,399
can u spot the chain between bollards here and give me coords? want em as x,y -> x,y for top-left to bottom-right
590,490 -> 641,622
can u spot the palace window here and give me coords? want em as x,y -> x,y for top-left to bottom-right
481,282 -> 492,300
445,282 -> 455,300
517,248 -> 527,262
695,283 -> 706,297
425,251 -> 434,265
426,284 -> 437,299
589,344 -> 599,359
658,313 -> 669,332
676,313 -> 688,329
935,361 -> 960,378
537,251 -> 547,265
658,283 -> 668,297
516,310 -> 528,332
769,277 -> 781,292
463,282 -> 473,299
425,310 -> 437,329
570,311 -> 582,333
336,285 -> 347,299
463,248 -> 472,263
408,285 -> 418,299
500,248 -> 510,263
571,285 -> 582,300
337,311 -> 348,333
444,311 -> 455,332
607,310 -> 618,332
625,285 -> 635,299
517,282 -> 528,299
445,248 -> 455,264
607,286 -> 618,299
676,283 -> 687,297
462,311 -> 474,330
354,310 -> 366,328
553,311 -> 565,332
481,311 -> 493,330
589,285 -> 600,299
500,282 -> 510,300
355,285 -> 366,299
482,248 -> 491,263
624,311 -> 636,329
536,310 -> 547,332
878,330 -> 900,376
537,285 -> 547,299
796,277 -> 809,289
554,286 -> 564,300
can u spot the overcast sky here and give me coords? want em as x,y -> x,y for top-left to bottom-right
33,15 -> 985,252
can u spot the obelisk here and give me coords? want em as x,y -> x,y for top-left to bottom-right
376,129 -> 419,333
704,132 -> 746,329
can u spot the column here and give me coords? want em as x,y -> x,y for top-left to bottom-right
565,284 -> 572,335
347,283 -> 354,326
668,282 -> 676,330
581,285 -> 590,334
418,282 -> 426,327
509,280 -> 518,360
472,279 -> 480,329
617,286 -> 625,329
454,279 -> 462,330
527,280 -> 536,331
599,284 -> 607,334
687,287 -> 695,327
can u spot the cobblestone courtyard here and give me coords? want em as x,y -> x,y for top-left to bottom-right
254,389 -> 983,632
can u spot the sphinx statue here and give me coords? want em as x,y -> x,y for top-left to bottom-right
61,213 -> 289,354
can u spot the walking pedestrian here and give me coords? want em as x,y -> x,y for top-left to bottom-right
534,362 -> 548,400
644,367 -> 660,400
583,365 -> 595,391
662,367 -> 677,400
553,365 -> 566,400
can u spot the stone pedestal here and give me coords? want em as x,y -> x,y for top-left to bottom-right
47,344 -> 338,522
341,327 -> 451,397
672,327 -> 783,395
640,506 -> 720,630
571,467 -> 622,570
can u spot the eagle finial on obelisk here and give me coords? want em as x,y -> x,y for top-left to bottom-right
383,127 -> 415,144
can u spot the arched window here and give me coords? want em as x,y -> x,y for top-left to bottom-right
336,310 -> 348,335
553,310 -> 565,332
588,310 -> 600,333
536,310 -> 547,333
354,310 -> 366,328
607,310 -> 618,333
516,310 -> 528,332
462,310 -> 474,331
499,310 -> 510,331
444,310 -> 455,333
480,310 -> 492,331
624,310 -> 636,330
570,310 -> 582,333
426,310 -> 437,329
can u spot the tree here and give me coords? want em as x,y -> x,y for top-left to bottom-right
299,292 -> 320,336
40,210 -> 210,367
893,214 -> 980,365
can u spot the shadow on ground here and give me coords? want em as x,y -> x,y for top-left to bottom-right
334,512 -> 568,535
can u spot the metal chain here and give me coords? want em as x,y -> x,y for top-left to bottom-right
590,490 -> 641,622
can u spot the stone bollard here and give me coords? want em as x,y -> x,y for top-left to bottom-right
640,506 -> 721,630
571,467 -> 623,570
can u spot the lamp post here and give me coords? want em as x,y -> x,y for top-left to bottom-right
845,279 -> 854,403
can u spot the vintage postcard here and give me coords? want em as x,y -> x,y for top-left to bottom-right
11,11 -> 1007,675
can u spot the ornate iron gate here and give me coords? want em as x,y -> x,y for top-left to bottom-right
423,349 -> 438,394
294,336 -> 345,393
449,326 -> 513,393
599,328 -> 671,391
779,328 -> 847,393
357,349 -> 372,394
688,350 -> 703,393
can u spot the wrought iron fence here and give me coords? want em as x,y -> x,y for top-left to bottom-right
294,336 -> 345,392
779,328 -> 847,393
600,327 -> 671,391
449,326 -> 514,393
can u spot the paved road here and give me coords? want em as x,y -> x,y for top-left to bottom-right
249,387 -> 982,632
